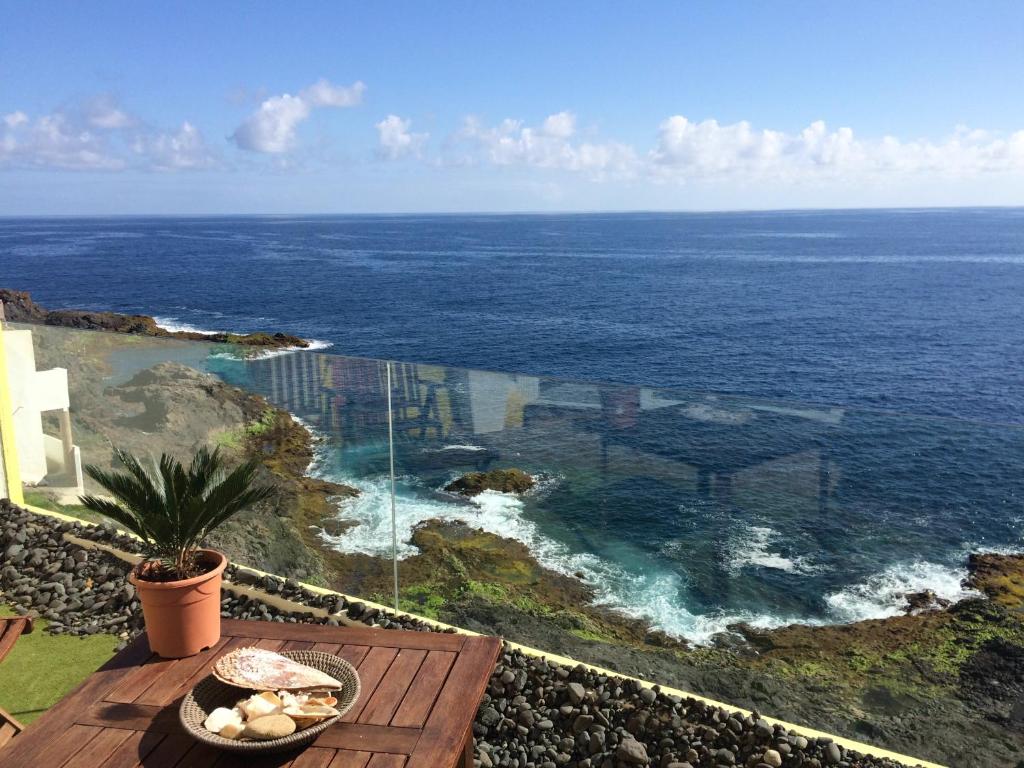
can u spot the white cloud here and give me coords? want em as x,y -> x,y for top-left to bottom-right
446,111 -> 1024,187
231,94 -> 310,154
457,111 -> 637,178
0,111 -> 124,170
376,115 -> 428,159
542,111 -> 576,139
3,112 -> 28,128
649,116 -> 1024,182
84,96 -> 134,130
303,78 -> 366,108
133,122 -> 215,170
0,101 -> 215,172
230,79 -> 365,153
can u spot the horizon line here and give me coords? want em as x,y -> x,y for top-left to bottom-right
1,204 -> 1023,219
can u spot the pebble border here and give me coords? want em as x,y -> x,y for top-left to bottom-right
0,501 -> 939,768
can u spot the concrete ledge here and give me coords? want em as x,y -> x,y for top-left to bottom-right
21,502 -> 943,768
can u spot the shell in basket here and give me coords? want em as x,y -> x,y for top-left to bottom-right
214,647 -> 343,691
181,650 -> 361,754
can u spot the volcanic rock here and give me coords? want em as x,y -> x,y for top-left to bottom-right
444,468 -> 534,496
0,288 -> 308,348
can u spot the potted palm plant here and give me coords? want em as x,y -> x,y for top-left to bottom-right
80,446 -> 275,658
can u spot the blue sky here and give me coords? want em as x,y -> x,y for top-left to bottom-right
2,1 -> 1023,214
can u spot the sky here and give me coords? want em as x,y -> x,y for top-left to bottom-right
1,1 -> 1023,215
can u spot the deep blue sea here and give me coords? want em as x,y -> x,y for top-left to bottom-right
5,209 -> 1024,422
3,209 -> 1024,641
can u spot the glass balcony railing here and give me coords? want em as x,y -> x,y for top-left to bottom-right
5,320 -> 1023,764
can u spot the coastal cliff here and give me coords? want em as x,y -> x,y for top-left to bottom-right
22,322 -> 348,580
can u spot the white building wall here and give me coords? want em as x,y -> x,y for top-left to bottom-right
2,329 -> 75,485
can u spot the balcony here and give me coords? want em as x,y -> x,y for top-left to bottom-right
2,320 -> 1020,767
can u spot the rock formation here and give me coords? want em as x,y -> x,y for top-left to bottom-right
0,289 -> 308,349
444,468 -> 535,496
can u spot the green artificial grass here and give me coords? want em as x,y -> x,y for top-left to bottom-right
0,606 -> 120,724
22,490 -> 103,524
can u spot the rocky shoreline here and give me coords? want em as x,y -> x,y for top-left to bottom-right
216,397 -> 1024,764
0,500 -> 921,768
0,288 -> 310,349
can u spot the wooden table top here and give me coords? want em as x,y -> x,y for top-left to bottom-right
1,618 -> 502,768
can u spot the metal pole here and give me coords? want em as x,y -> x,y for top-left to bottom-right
386,361 -> 399,613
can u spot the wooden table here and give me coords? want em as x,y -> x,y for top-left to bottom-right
1,618 -> 502,768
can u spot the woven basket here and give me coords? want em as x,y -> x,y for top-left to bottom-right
179,650 -> 361,753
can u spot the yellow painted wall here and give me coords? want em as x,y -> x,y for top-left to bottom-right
0,327 -> 24,505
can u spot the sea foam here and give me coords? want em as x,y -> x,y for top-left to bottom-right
728,525 -> 818,574
312,465 -> 812,644
154,316 -> 333,358
153,316 -> 224,335
296,420 -> 987,646
823,561 -> 981,623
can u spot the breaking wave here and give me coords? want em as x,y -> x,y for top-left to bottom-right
153,316 -> 225,335
823,561 -> 981,623
155,316 -> 332,358
295,421 -> 989,646
309,463 -> 809,644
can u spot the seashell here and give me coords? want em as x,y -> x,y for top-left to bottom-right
239,692 -> 282,720
215,648 -> 343,691
283,703 -> 340,730
204,706 -> 243,734
279,690 -> 308,709
260,691 -> 283,705
243,713 -> 297,740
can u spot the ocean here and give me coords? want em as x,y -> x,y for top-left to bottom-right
3,208 -> 1024,642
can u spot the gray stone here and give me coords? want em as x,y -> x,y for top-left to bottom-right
615,738 -> 648,765
567,682 -> 586,705
572,714 -> 594,734
824,743 -> 842,764
479,707 -> 501,727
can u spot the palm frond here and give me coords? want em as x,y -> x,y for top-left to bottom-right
79,446 -> 275,580
195,459 -> 277,541
77,494 -> 150,542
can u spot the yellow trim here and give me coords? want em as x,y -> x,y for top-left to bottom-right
0,327 -> 24,505
21,501 -> 943,767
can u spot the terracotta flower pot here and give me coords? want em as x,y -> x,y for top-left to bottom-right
130,549 -> 227,658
